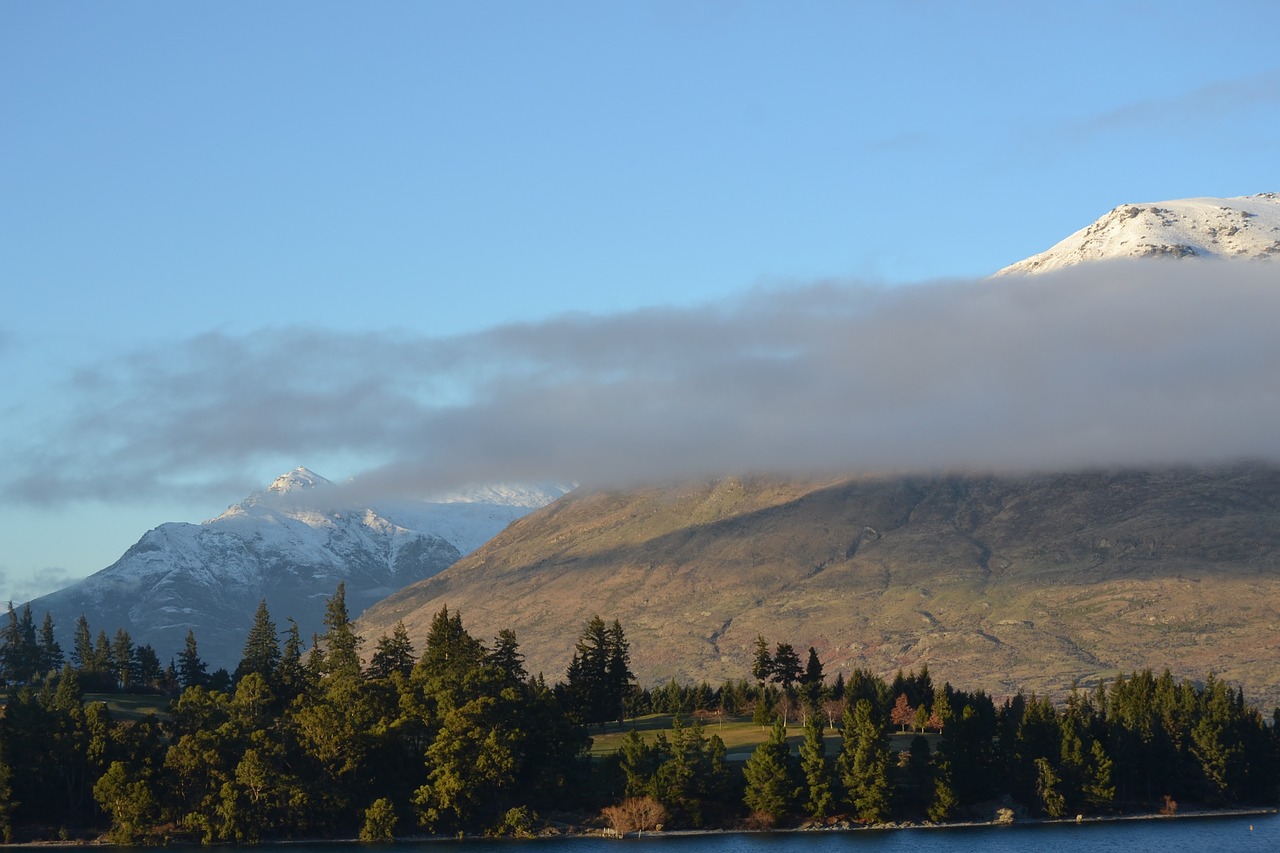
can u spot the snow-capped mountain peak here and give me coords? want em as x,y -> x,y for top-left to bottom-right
30,469 -> 571,669
269,466 -> 331,494
996,192 -> 1280,275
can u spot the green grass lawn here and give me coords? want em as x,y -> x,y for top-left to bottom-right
85,692 -> 170,721
586,713 -> 935,761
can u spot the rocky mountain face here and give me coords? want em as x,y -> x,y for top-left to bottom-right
359,466 -> 1280,706
30,468 -> 569,669
996,192 -> 1280,275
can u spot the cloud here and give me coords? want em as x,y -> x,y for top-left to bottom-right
1066,69 -> 1280,140
0,564 -> 85,606
4,260 -> 1280,506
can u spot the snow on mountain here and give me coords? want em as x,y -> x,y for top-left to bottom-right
996,193 -> 1280,275
28,469 -> 571,670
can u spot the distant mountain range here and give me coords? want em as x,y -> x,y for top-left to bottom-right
29,468 -> 570,669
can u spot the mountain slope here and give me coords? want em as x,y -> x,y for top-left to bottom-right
360,192 -> 1280,705
30,469 -> 570,669
996,192 -> 1280,275
359,467 -> 1280,705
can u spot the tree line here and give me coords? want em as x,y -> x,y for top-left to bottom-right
1,603 -> 1278,842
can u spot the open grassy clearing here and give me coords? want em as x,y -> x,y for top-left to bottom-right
586,712 -> 936,760
85,692 -> 170,720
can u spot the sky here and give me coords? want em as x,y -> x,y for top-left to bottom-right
3,1 -> 1280,606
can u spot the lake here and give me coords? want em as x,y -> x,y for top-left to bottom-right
210,813 -> 1279,853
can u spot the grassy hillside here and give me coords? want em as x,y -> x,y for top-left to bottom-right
359,465 -> 1280,707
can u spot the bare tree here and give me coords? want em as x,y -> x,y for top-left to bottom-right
601,796 -> 668,837
822,696 -> 847,730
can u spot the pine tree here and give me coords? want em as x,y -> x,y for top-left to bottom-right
487,628 -> 526,686
177,630 -> 208,689
927,754 -> 959,822
742,718 -> 796,824
799,714 -> 833,819
276,618 -> 306,700
770,643 -> 802,693
37,612 -> 64,675
838,699 -> 892,823
1035,757 -> 1067,817
111,629 -> 135,689
71,615 -> 93,671
605,620 -> 635,725
751,635 -> 773,687
236,599 -> 280,682
1083,739 -> 1115,812
368,621 -> 417,680
321,583 -> 362,683
416,606 -> 485,685
563,616 -> 633,727
801,647 -> 825,717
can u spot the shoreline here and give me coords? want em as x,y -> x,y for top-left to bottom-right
6,806 -> 1276,847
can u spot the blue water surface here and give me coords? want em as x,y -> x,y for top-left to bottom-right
340,813 -> 1279,853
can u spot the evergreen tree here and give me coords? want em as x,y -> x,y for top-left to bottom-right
487,628 -> 526,686
1,603 -> 39,684
71,615 -> 93,671
751,635 -> 773,686
134,644 -> 162,688
800,647 -> 825,717
562,616 -> 633,727
799,714 -> 834,819
605,620 -> 635,726
37,612 -> 64,675
320,583 -> 362,683
1083,739 -> 1116,812
837,699 -> 892,823
368,621 -> 416,680
177,630 -> 209,689
927,754 -> 959,822
111,629 -> 135,689
770,643 -> 802,693
416,606 -> 486,685
1035,757 -> 1067,817
276,618 -> 307,700
236,599 -> 280,682
742,718 -> 796,824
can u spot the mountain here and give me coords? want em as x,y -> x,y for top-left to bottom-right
29,468 -> 570,670
996,192 -> 1280,275
358,467 -> 1280,706
359,192 -> 1280,706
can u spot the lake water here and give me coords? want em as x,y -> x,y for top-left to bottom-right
269,813 -> 1280,853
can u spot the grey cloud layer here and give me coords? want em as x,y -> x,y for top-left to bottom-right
6,261 -> 1280,505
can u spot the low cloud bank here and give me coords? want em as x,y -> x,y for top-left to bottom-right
7,260 -> 1280,506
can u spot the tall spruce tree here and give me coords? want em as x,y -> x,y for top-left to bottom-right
368,621 -> 417,680
321,583 -> 362,682
837,698 -> 892,823
751,635 -> 773,687
742,717 -> 796,824
800,714 -> 834,819
37,612 -> 64,675
563,616 -> 633,727
236,599 -> 280,682
177,630 -> 208,689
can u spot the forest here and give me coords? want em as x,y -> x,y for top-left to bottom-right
1,587 -> 1278,843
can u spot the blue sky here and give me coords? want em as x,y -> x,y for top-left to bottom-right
3,1 -> 1279,605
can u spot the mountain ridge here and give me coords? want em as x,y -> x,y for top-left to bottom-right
359,464 -> 1280,705
28,469 -> 571,669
